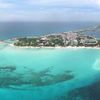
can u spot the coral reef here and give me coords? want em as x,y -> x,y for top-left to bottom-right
0,65 -> 74,88
0,65 -> 16,72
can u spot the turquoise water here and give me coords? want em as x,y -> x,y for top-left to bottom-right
0,44 -> 100,100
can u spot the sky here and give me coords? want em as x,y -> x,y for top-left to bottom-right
0,0 -> 100,21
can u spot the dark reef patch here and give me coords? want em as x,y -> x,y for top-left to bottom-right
27,67 -> 74,86
57,80 -> 100,100
0,66 -> 74,88
0,65 -> 16,72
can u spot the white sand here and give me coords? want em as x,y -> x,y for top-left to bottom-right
9,43 -> 100,49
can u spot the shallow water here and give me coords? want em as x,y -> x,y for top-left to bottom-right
0,44 -> 100,100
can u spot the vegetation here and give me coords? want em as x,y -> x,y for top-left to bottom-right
14,35 -> 65,47
14,37 -> 38,46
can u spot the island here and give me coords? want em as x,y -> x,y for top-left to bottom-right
13,25 -> 100,48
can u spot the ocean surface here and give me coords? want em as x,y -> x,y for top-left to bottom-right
0,22 -> 100,100
0,22 -> 100,40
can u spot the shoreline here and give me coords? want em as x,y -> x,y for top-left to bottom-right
9,43 -> 100,49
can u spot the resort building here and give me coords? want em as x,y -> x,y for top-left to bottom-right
84,38 -> 98,46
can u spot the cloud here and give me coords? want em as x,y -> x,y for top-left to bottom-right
27,0 -> 96,7
0,2 -> 13,9
0,9 -> 100,22
95,0 -> 100,5
0,0 -> 100,21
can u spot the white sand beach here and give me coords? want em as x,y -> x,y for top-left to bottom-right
9,43 -> 100,49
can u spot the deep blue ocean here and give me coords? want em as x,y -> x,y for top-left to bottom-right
0,21 -> 100,40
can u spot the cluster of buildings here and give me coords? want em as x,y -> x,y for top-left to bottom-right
63,32 -> 98,46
